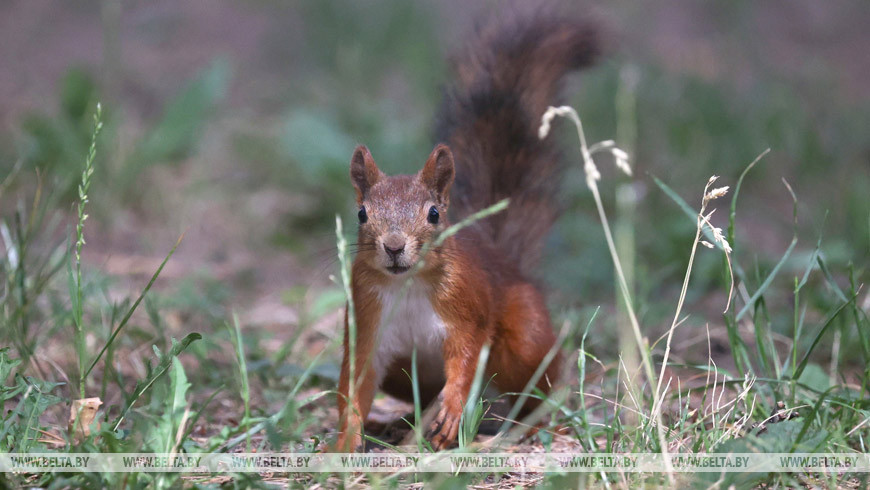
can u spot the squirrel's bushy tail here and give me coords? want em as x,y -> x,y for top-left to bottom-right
436,11 -> 601,273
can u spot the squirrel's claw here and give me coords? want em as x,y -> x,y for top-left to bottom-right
426,404 -> 460,451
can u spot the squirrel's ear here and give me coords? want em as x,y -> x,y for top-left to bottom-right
350,145 -> 382,204
420,144 -> 455,202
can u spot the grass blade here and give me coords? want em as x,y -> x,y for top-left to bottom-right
735,180 -> 799,321
459,344 -> 490,449
111,332 -> 202,431
230,312 -> 252,451
577,307 -> 601,451
793,293 -> 858,381
85,232 -> 184,378
727,149 -> 770,248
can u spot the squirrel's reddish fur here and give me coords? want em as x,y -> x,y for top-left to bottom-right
335,12 -> 600,452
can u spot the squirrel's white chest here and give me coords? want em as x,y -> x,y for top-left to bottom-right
372,280 -> 447,386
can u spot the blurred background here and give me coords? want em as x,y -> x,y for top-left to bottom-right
0,0 -> 868,423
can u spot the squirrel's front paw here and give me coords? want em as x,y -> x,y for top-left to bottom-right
426,395 -> 462,450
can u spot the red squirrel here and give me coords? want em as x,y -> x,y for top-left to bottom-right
335,13 -> 600,451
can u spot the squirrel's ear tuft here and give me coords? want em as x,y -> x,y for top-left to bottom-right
420,144 -> 455,202
350,145 -> 382,204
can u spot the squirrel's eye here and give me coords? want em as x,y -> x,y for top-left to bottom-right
427,206 -> 439,225
358,206 -> 368,224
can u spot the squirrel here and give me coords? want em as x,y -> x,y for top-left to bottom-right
335,12 -> 601,452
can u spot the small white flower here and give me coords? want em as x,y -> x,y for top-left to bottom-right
708,225 -> 733,254
611,148 -> 628,160
539,106 -> 575,139
538,112 -> 554,139
707,186 -> 730,200
612,149 -> 632,176
584,160 -> 601,186
700,241 -> 715,249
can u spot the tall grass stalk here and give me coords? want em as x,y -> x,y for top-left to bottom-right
539,105 -> 673,481
73,103 -> 102,399
614,66 -> 641,426
334,215 -> 358,440
654,176 -> 733,419
231,312 -> 252,451
409,348 -> 424,450
577,308 -> 601,451
424,199 -> 509,252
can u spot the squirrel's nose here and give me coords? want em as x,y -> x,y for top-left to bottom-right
383,236 -> 406,259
